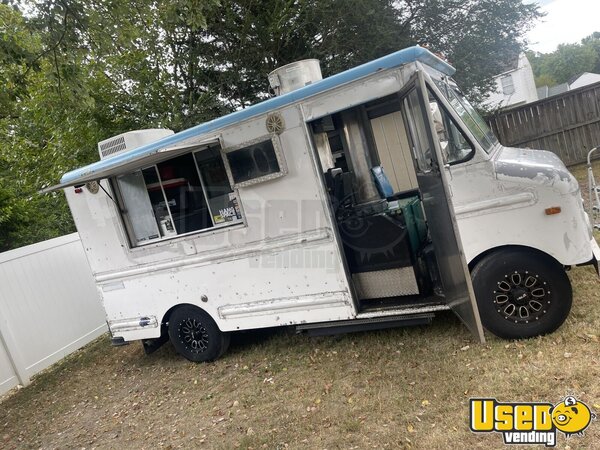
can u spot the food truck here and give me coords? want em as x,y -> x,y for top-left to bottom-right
44,46 -> 600,362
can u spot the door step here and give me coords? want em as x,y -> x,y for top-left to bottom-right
357,302 -> 450,318
295,313 -> 434,337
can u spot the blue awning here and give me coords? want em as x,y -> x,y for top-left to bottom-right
40,137 -> 220,193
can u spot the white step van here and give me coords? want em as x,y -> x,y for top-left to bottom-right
44,47 -> 600,361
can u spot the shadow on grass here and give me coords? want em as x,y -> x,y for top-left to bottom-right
140,309 -> 470,366
140,327 -> 294,365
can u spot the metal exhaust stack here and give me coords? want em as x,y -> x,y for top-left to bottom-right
268,60 -> 323,96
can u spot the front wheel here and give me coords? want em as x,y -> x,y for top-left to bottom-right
168,305 -> 230,362
471,248 -> 572,339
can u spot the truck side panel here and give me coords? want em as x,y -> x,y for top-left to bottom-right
66,106 -> 355,340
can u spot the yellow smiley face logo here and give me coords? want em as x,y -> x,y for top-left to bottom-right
551,396 -> 594,435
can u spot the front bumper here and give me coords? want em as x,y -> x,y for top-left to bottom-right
108,315 -> 158,333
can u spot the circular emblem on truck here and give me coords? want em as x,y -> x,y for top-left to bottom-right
266,113 -> 285,134
85,181 -> 100,194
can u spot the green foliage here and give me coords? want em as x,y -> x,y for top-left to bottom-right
582,32 -> 600,74
0,165 -> 28,252
405,0 -> 541,103
533,72 -> 557,88
0,4 -> 108,247
190,0 -> 410,108
530,33 -> 600,87
187,0 -> 541,107
0,4 -> 41,118
0,0 -> 541,251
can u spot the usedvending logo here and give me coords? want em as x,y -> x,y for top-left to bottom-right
470,396 -> 596,446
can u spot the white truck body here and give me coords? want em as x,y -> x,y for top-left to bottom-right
46,47 -> 598,354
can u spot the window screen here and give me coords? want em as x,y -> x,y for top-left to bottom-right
501,75 -> 515,95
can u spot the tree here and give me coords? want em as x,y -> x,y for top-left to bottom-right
29,0 -> 539,110
0,3 -> 113,246
181,0 -> 541,106
406,0 -> 541,102
187,0 -> 411,108
1,0 -> 542,251
582,31 -> 600,74
529,32 -> 600,87
542,44 -> 596,85
0,161 -> 28,252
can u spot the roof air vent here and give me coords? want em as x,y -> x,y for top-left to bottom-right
97,129 -> 175,160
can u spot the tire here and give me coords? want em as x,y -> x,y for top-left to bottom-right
471,248 -> 572,339
168,305 -> 230,362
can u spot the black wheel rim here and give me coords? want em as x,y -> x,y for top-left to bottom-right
178,318 -> 209,354
493,271 -> 551,324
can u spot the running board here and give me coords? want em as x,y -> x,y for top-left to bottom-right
356,303 -> 450,318
295,313 -> 434,337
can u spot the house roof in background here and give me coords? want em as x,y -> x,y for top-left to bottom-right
502,54 -> 520,72
569,72 -> 600,86
493,53 -> 522,77
548,82 -> 570,97
536,86 -> 549,99
536,83 -> 568,100
538,72 -> 600,100
568,72 -> 585,85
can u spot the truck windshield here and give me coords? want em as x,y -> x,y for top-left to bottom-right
433,79 -> 498,154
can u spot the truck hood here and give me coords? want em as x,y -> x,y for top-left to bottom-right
493,146 -> 579,194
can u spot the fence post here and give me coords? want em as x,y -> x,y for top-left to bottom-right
0,313 -> 31,387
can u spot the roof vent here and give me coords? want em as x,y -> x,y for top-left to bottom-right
268,59 -> 322,96
97,129 -> 175,160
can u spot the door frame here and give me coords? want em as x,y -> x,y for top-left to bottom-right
400,70 -> 486,343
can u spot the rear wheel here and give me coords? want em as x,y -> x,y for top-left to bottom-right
471,248 -> 572,339
168,305 -> 230,362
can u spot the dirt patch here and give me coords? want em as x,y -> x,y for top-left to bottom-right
1,164 -> 599,449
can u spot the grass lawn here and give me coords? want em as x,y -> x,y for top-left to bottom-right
1,162 -> 599,449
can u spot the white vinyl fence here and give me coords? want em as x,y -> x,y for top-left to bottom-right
0,233 -> 106,396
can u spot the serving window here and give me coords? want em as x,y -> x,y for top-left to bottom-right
114,145 -> 243,247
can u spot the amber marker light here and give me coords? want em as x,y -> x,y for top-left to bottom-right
545,206 -> 562,215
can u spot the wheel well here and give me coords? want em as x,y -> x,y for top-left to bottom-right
468,245 -> 564,272
160,303 -> 204,336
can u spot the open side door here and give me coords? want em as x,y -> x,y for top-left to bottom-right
401,72 -> 485,343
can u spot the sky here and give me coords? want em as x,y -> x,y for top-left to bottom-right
527,0 -> 600,53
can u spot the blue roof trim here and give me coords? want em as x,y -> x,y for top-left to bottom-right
61,46 -> 454,184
